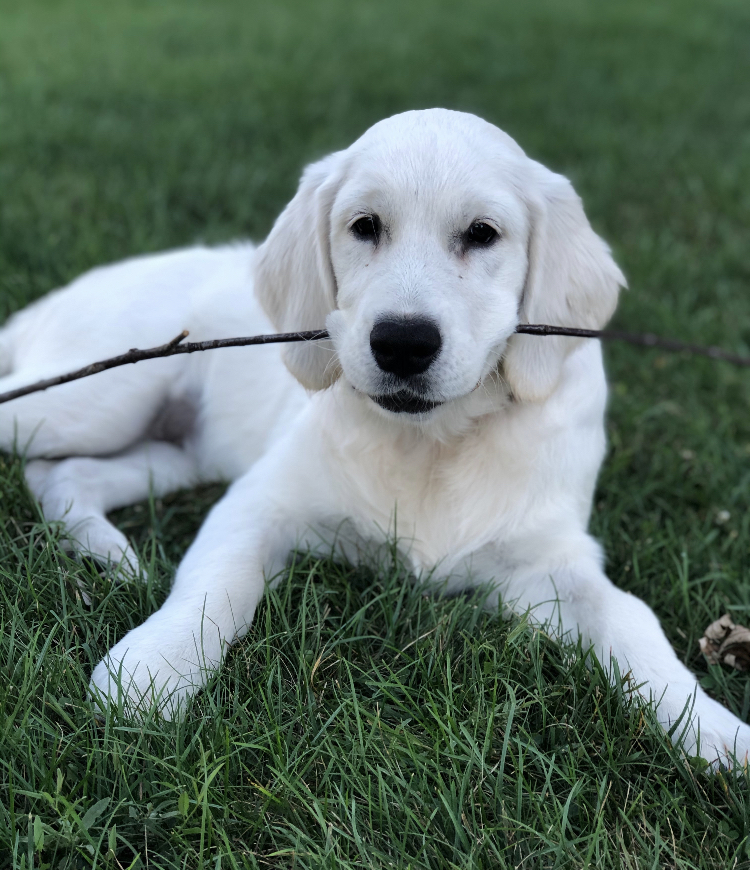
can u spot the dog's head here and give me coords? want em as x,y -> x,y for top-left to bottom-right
255,109 -> 625,415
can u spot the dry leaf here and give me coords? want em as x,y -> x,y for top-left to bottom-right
699,614 -> 750,671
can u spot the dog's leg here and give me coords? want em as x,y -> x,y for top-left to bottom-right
26,440 -> 199,573
88,452 -> 315,717
488,534 -> 750,765
0,364 -> 175,459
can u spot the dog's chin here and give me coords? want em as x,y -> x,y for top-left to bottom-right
370,390 -> 444,415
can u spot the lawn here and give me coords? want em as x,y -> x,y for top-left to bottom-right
2,0 -> 750,866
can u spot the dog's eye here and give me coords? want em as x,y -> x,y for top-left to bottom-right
466,221 -> 498,246
351,215 -> 381,241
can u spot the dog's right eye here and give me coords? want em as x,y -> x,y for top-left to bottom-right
351,215 -> 381,241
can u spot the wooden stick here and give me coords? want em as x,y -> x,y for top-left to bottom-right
0,324 -> 747,406
517,324 -> 750,367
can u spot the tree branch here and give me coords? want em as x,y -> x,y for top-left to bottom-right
516,324 -> 750,367
0,324 -> 747,406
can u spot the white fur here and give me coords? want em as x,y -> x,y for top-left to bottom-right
1,109 -> 747,765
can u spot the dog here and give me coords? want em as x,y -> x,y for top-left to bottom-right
1,109 -> 748,764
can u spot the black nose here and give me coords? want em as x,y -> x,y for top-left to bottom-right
370,317 -> 442,378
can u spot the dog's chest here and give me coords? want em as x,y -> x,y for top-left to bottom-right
321,417 -> 546,574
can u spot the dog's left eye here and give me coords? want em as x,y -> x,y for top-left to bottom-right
465,221 -> 498,246
351,215 -> 381,241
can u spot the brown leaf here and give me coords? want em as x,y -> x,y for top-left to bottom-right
699,614 -> 750,671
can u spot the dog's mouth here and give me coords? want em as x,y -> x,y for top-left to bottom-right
370,390 -> 443,415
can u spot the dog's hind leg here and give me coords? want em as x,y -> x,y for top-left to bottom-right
0,358 -> 180,460
25,440 -> 200,575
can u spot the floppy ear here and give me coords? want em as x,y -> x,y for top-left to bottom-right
502,163 -> 626,403
254,153 -> 346,390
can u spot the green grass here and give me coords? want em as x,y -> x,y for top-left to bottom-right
2,0 -> 750,866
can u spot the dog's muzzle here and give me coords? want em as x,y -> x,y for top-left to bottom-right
367,316 -> 444,413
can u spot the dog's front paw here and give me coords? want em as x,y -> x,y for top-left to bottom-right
668,692 -> 750,769
89,612 -> 221,720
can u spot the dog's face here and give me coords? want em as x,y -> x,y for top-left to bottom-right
326,131 -> 530,415
255,109 -> 625,415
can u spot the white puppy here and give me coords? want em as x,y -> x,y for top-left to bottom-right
1,109 -> 748,763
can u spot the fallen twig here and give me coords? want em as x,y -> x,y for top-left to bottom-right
0,329 -> 327,404
0,324 -> 747,406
